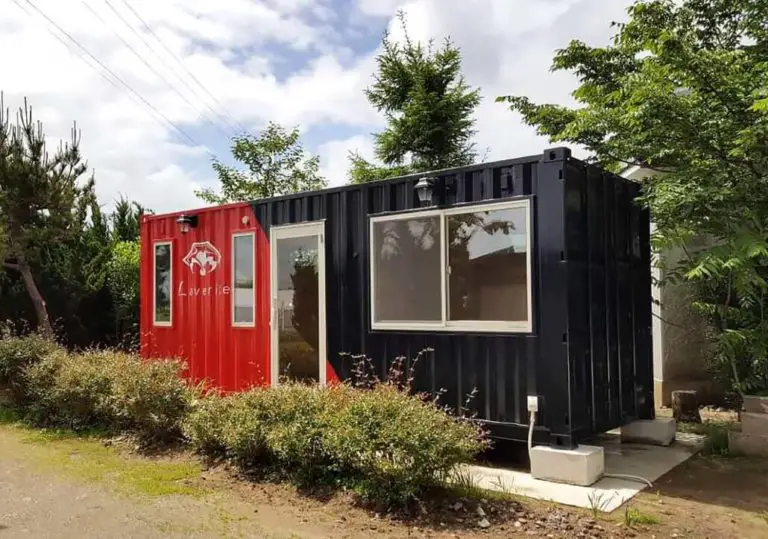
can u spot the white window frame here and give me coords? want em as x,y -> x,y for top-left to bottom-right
153,240 -> 173,327
270,221 -> 327,387
232,232 -> 256,328
369,198 -> 533,333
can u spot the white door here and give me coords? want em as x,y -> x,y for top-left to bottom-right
270,221 -> 326,386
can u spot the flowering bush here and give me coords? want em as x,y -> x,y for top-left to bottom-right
0,332 -> 62,404
184,376 -> 488,507
2,332 -> 488,508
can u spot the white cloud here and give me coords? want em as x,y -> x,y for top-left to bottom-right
0,0 -> 634,214
318,134 -> 377,187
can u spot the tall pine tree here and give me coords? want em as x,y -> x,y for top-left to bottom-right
349,12 -> 481,183
0,95 -> 92,337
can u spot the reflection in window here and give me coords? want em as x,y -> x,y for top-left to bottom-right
277,238 -> 320,383
154,243 -> 172,325
372,215 -> 442,323
369,199 -> 532,332
233,234 -> 255,325
447,207 -> 528,322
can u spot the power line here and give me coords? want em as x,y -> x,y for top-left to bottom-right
81,0 -> 235,141
11,0 -> 214,154
115,0 -> 250,135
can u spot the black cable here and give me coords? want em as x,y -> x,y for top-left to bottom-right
82,0 -> 235,141
12,0 -> 215,154
115,0 -> 249,135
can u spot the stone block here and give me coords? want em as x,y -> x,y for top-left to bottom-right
743,395 -> 768,415
621,418 -> 676,446
741,412 -> 768,436
729,431 -> 768,458
530,444 -> 604,487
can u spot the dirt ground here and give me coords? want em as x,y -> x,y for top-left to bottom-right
1,417 -> 767,538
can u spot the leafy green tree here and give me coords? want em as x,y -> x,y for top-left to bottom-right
196,122 -> 326,204
349,11 -> 481,183
347,152 -> 412,184
497,0 -> 768,395
0,96 -> 92,337
107,240 -> 140,350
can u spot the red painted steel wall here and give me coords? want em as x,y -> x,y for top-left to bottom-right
139,202 -> 339,390
140,202 -> 270,390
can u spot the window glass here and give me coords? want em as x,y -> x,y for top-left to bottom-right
233,234 -> 255,325
372,215 -> 442,322
447,207 -> 528,322
154,243 -> 171,324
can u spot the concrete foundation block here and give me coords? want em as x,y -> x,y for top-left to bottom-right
530,444 -> 604,487
729,431 -> 768,458
742,412 -> 768,436
743,395 -> 768,415
621,418 -> 676,446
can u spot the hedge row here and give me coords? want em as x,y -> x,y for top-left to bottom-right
0,333 -> 488,507
0,333 -> 191,442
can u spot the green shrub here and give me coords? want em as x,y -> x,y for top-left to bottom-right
24,349 -> 120,430
183,392 -> 232,456
25,349 -> 193,442
219,391 -> 269,467
678,419 -> 733,456
325,384 -> 488,506
110,355 -> 194,442
23,348 -> 71,422
184,390 -> 270,465
5,334 -> 488,508
0,333 -> 61,404
259,383 -> 354,484
186,380 -> 488,507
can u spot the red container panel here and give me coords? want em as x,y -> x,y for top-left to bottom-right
139,202 -> 338,391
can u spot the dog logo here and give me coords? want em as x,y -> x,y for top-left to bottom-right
182,242 -> 221,276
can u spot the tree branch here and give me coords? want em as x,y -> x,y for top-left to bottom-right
3,261 -> 20,271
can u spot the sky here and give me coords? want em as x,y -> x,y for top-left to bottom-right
1,0 -> 635,214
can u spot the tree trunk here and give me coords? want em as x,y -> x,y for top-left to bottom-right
15,260 -> 54,338
672,390 -> 701,424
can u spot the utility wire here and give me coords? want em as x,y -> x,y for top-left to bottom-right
101,0 -> 242,136
114,0 -> 250,136
12,0 -> 214,155
81,0 -> 235,141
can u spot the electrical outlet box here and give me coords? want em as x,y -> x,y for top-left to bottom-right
527,395 -> 539,413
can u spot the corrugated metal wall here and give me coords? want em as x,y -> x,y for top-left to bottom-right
249,148 -> 653,446
140,204 -> 272,390
562,159 -> 654,437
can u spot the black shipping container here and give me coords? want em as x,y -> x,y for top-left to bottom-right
249,147 -> 653,448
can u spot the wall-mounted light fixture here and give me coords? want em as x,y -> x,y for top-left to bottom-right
415,176 -> 437,206
176,214 -> 198,234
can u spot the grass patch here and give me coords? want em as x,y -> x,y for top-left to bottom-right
587,489 -> 615,518
624,506 -> 660,526
1,418 -> 204,498
678,420 -> 733,456
759,510 -> 768,525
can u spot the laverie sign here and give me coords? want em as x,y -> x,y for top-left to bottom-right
178,241 -> 231,297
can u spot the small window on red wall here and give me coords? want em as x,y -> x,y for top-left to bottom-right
153,241 -> 172,326
232,233 -> 255,327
